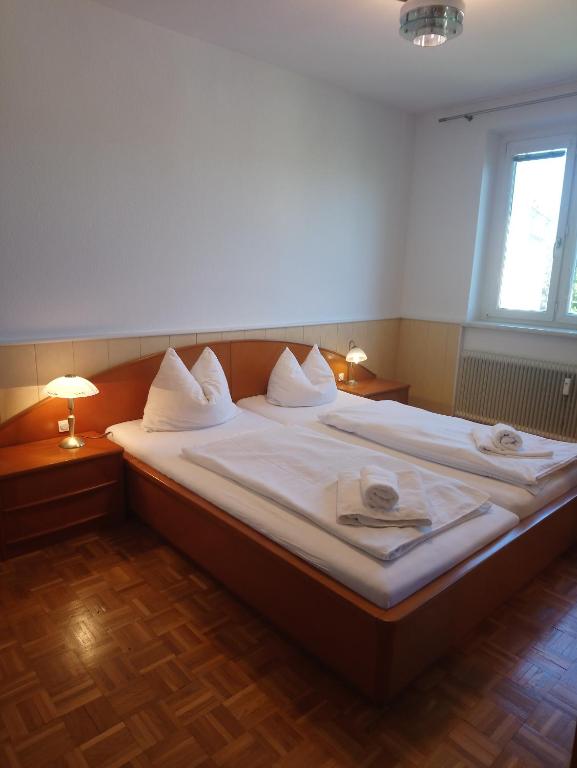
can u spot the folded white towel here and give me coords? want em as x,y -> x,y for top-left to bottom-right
337,470 -> 432,528
472,425 -> 553,458
360,465 -> 399,510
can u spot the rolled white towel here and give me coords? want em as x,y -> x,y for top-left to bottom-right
492,423 -> 523,451
360,465 -> 399,510
336,471 -> 432,528
472,424 -> 553,458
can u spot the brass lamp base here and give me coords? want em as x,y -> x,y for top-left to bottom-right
59,434 -> 85,449
58,400 -> 85,449
346,361 -> 358,386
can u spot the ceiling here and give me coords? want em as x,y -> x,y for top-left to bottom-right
93,0 -> 577,112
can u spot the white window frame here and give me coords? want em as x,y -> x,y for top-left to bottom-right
557,150 -> 577,323
481,130 -> 577,328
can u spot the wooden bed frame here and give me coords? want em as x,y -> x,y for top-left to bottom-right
1,340 -> 577,702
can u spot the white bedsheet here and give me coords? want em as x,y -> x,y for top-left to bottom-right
107,414 -> 517,609
237,394 -> 577,520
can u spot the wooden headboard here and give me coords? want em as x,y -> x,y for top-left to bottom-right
0,340 -> 374,447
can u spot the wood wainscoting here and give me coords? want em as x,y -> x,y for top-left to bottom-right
0,340 -> 373,448
396,319 -> 462,414
0,319 -> 400,425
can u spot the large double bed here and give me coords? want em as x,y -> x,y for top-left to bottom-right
2,340 -> 577,702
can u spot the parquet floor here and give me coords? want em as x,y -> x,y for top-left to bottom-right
0,522 -> 576,768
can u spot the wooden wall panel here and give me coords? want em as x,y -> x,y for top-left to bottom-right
0,341 -> 373,447
395,319 -> 462,415
4,317 -> 462,425
0,320 -> 399,425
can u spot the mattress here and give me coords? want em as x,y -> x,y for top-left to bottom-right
107,411 -> 517,609
238,394 -> 577,520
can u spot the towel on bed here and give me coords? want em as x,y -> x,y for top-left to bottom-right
472,424 -> 553,458
337,470 -> 432,528
181,425 -> 490,561
490,423 -> 523,451
319,401 -> 577,491
360,465 -> 399,510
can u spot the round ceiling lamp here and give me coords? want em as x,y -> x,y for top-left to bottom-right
399,0 -> 465,48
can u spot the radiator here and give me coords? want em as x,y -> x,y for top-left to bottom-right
455,351 -> 577,441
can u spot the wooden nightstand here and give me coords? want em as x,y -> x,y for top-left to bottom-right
0,434 -> 124,559
338,378 -> 410,403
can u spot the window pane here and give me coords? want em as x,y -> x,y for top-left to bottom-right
498,149 -> 567,312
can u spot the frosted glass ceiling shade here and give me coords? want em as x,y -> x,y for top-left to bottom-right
44,374 -> 99,449
399,0 -> 465,47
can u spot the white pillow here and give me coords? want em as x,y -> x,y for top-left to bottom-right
266,345 -> 337,407
142,347 -> 239,430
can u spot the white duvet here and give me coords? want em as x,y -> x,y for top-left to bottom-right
181,425 -> 490,562
319,401 -> 577,492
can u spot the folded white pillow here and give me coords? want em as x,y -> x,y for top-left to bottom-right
142,347 -> 239,431
266,345 -> 337,407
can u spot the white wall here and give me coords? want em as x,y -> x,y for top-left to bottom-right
0,0 -> 414,343
401,83 -> 577,360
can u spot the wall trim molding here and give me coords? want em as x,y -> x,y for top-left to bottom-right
0,315 -> 401,346
399,313 -> 464,326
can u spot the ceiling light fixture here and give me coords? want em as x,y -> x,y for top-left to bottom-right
399,0 -> 465,48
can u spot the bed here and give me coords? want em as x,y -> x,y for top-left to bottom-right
1,339 -> 576,702
107,415 -> 517,610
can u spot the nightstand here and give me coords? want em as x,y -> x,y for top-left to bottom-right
338,378 -> 410,403
0,434 -> 124,559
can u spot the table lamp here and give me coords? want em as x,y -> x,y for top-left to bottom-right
345,341 -> 367,386
44,374 -> 99,448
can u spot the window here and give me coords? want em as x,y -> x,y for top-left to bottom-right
482,132 -> 577,327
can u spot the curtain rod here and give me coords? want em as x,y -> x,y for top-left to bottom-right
438,90 -> 577,124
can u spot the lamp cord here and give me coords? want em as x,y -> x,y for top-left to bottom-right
84,431 -> 113,439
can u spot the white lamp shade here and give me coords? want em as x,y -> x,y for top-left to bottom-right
345,347 -> 368,364
44,375 -> 99,399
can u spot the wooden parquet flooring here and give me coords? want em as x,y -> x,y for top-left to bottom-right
0,521 -> 576,768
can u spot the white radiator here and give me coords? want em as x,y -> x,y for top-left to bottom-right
455,351 -> 577,441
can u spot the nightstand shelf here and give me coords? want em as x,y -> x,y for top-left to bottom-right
0,434 -> 124,559
338,378 -> 410,403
